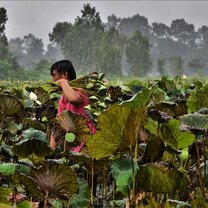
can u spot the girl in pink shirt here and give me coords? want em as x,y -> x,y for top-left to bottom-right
50,60 -> 96,150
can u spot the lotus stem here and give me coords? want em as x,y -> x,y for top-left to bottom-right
91,158 -> 94,205
195,139 -> 205,197
43,191 -> 49,208
203,133 -> 207,188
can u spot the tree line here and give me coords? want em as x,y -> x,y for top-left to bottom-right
0,4 -> 208,80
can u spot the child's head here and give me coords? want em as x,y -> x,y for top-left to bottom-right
50,60 -> 76,81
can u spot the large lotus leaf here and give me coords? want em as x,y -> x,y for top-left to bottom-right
145,118 -> 195,149
180,113 -> 208,130
67,152 -> 110,172
19,161 -> 78,200
0,187 -> 12,205
149,87 -> 168,104
0,144 -> 14,159
18,118 -> 46,132
190,198 -> 208,208
120,87 -> 153,108
42,72 -> 99,95
0,94 -> 24,117
12,128 -> 53,157
152,100 -> 187,117
111,156 -> 139,196
200,160 -> 208,182
187,83 -> 208,113
56,110 -> 90,142
139,134 -> 165,164
87,105 -> 145,160
157,76 -> 177,94
71,181 -> 90,208
0,163 -> 30,175
0,163 -> 16,175
136,163 -> 189,195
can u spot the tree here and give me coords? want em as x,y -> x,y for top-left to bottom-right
188,59 -> 204,76
0,7 -> 9,60
106,14 -> 121,29
75,3 -> 104,32
168,56 -> 184,76
169,18 -> 197,47
44,43 -> 63,61
23,34 -> 44,68
0,7 -> 7,34
8,38 -> 25,66
118,14 -> 149,37
198,26 -> 208,48
93,27 -> 124,75
49,4 -> 105,72
152,22 -> 170,37
125,30 -> 152,76
157,58 -> 166,76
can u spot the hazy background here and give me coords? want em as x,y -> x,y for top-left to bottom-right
1,1 -> 208,47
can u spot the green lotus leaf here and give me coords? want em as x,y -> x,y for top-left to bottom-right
157,76 -> 177,94
65,132 -> 76,142
0,94 -> 24,117
139,134 -> 165,164
120,87 -> 153,108
145,118 -> 195,149
111,156 -> 139,196
19,118 -> 47,132
166,199 -> 191,207
19,161 -> 78,200
180,113 -> 208,130
66,152 -> 110,172
0,163 -> 16,175
149,87 -> 168,104
55,111 -> 90,146
0,162 -> 30,176
0,144 -> 14,159
0,187 -> 12,205
187,83 -> 208,113
136,163 -> 189,195
162,119 -> 195,149
151,100 -> 187,117
71,181 -> 90,208
12,128 -> 53,157
190,198 -> 208,208
200,160 -> 208,182
87,105 -> 145,160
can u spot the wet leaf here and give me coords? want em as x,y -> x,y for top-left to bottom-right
0,94 -> 24,117
87,105 -> 145,160
136,163 -> 189,195
12,128 -> 53,157
19,161 -> 78,200
112,156 -> 139,196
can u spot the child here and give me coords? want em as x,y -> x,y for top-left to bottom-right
50,59 -> 96,150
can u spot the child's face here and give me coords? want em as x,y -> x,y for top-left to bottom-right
51,70 -> 67,82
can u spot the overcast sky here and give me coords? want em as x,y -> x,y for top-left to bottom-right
1,1 -> 208,48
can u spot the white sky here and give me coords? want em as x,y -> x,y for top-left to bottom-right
1,1 -> 208,48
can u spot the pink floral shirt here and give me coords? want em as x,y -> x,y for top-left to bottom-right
58,89 -> 96,135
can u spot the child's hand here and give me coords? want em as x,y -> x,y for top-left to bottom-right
56,78 -> 68,87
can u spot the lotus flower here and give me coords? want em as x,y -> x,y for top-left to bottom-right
29,92 -> 41,105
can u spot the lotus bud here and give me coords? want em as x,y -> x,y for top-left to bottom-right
29,92 -> 37,101
182,74 -> 187,79
29,92 -> 42,105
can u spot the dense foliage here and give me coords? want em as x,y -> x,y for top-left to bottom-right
0,74 -> 208,207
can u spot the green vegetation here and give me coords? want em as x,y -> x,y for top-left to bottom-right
0,75 -> 208,207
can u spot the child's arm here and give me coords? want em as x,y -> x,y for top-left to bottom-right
56,78 -> 82,104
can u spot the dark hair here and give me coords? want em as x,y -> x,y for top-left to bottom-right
50,60 -> 76,80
